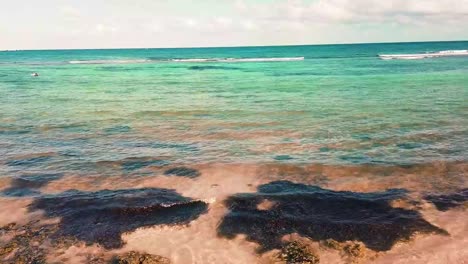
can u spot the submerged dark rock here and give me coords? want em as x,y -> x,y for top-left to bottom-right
424,189 -> 468,211
121,157 -> 168,172
2,173 -> 63,197
218,181 -> 446,252
164,167 -> 200,178
6,156 -> 52,167
274,155 -> 294,161
29,188 -> 208,249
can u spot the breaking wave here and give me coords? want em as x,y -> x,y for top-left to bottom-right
379,50 -> 468,60
68,57 -> 305,65
69,59 -> 151,64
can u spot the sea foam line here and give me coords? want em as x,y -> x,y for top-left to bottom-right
379,50 -> 468,60
69,59 -> 151,64
170,57 -> 305,63
68,57 -> 305,65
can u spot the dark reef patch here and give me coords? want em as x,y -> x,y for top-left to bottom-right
90,157 -> 169,173
164,167 -> 201,178
0,129 -> 31,135
319,147 -> 331,152
218,181 -> 446,252
104,125 -> 132,134
397,142 -> 424,150
2,173 -> 63,197
6,156 -> 52,167
120,157 -> 169,172
338,154 -> 371,164
29,188 -> 208,249
188,65 -> 241,71
424,189 -> 468,211
274,155 -> 294,161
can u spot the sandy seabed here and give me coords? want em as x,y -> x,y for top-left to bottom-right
0,161 -> 467,263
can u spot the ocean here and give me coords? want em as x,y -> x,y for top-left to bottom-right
0,41 -> 467,263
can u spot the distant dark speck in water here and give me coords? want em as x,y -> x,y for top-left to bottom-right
164,167 -> 201,178
270,72 -> 319,77
218,181 -> 446,252
2,173 -> 63,197
274,155 -> 294,161
104,125 -> 132,134
29,188 -> 208,249
98,66 -> 139,72
397,142 -> 423,149
424,189 -> 468,211
339,154 -> 371,164
352,134 -> 372,141
319,147 -> 331,152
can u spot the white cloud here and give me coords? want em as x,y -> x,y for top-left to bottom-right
1,0 -> 467,49
95,24 -> 118,33
60,6 -> 81,18
237,0 -> 468,25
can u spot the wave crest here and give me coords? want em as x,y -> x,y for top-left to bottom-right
69,59 -> 150,64
379,50 -> 468,60
68,57 -> 305,65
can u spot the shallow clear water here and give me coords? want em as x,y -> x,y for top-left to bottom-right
0,41 -> 467,263
1,42 -> 467,173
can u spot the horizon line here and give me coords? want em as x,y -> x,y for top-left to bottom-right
1,39 -> 467,52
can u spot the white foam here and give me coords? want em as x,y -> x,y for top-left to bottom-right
171,58 -> 219,62
223,57 -> 305,62
379,50 -> 468,60
171,57 -> 305,63
68,59 -> 150,64
69,57 -> 305,65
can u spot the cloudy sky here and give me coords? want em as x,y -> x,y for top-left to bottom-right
1,0 -> 467,50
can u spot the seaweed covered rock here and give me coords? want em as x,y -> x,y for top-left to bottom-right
343,243 -> 367,261
321,239 -> 366,258
321,239 -> 341,250
0,221 -> 52,264
115,251 -> 170,264
0,222 -> 17,232
424,189 -> 468,211
218,181 -> 447,252
280,241 -> 319,264
29,188 -> 208,249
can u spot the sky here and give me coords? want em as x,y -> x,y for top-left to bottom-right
1,0 -> 467,50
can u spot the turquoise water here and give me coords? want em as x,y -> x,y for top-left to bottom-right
0,41 -> 467,177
